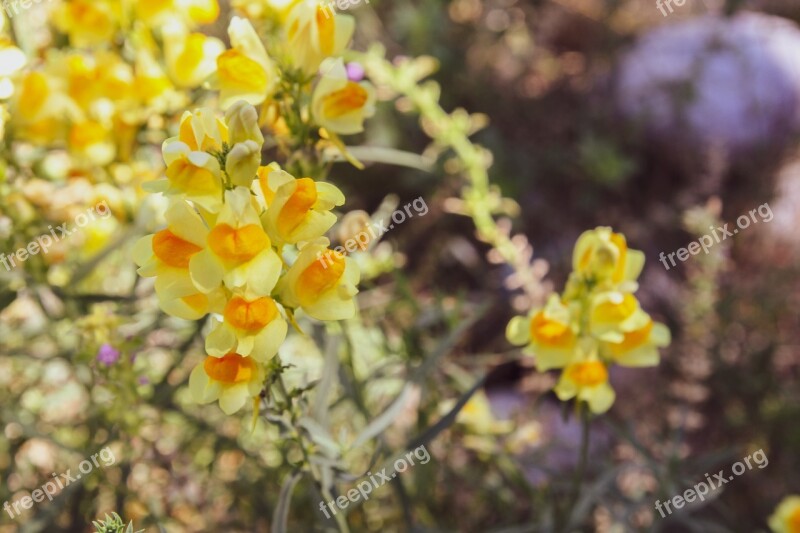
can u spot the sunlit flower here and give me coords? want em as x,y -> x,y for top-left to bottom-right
602,316 -> 670,367
190,187 -> 283,299
262,167 -> 345,245
570,226 -> 644,292
312,58 -> 376,135
455,390 -> 513,435
180,0 -> 220,24
506,294 -> 578,371
163,23 -> 225,89
68,120 -> 115,165
276,240 -> 359,320
133,200 -> 226,319
215,17 -> 277,109
768,495 -> 800,533
206,296 -> 288,360
189,352 -> 266,414
285,0 -> 354,74
554,360 -> 615,414
588,291 -> 650,343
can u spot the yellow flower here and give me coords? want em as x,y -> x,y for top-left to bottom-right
455,390 -> 513,435
216,17 -> 277,109
133,200 -> 226,320
262,167 -> 345,245
506,294 -> 578,371
312,58 -> 376,135
276,240 -> 360,320
135,0 -> 177,26
285,0 -> 354,74
603,316 -> 670,367
163,23 -> 225,88
190,187 -> 283,299
53,0 -> 118,48
554,360 -> 615,414
769,496 -> 800,533
571,227 -> 644,290
588,291 -> 651,343
155,108 -> 229,208
189,352 -> 266,414
206,295 -> 288,360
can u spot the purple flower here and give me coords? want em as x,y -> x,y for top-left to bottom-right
138,376 -> 149,385
97,344 -> 121,366
346,62 -> 365,82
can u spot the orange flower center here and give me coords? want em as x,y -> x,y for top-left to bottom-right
224,296 -> 279,332
609,319 -> 652,355
277,178 -> 317,237
296,251 -> 345,307
203,353 -> 256,384
322,82 -> 368,119
152,229 -> 202,268
208,223 -> 270,263
567,361 -> 608,387
530,311 -> 575,348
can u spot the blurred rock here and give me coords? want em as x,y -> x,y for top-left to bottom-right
615,13 -> 800,188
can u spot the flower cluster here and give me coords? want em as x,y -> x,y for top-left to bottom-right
134,103 -> 360,414
507,228 -> 670,414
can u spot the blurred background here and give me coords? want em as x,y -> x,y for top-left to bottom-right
1,0 -> 799,531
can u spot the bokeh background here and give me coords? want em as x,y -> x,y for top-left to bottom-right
1,0 -> 799,531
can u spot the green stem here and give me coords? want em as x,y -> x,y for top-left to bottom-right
561,407 -> 591,531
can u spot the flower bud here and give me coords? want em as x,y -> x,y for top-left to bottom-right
225,140 -> 261,187
225,100 -> 264,145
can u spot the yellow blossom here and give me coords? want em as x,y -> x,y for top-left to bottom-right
206,295 -> 288,360
215,17 -> 277,109
506,294 -> 578,371
285,0 -> 354,74
190,187 -> 283,299
262,167 -> 345,245
189,352 -> 266,414
133,200 -> 226,319
312,58 -> 376,135
554,360 -> 615,414
276,240 -> 359,320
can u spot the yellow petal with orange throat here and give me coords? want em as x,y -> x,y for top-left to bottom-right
295,252 -> 345,307
277,178 -> 317,236
224,296 -> 279,332
315,4 -> 335,56
566,361 -> 608,387
19,72 -> 49,120
608,319 -> 652,355
208,223 -> 270,263
322,82 -> 368,119
166,158 -> 221,195
530,311 -> 575,349
204,353 -> 257,384
152,229 -> 203,268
